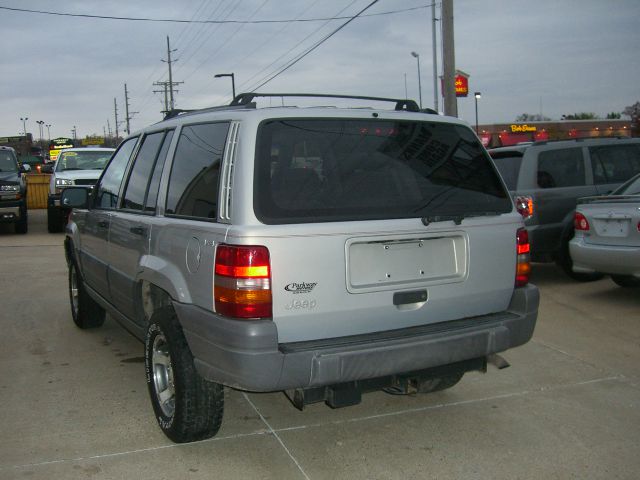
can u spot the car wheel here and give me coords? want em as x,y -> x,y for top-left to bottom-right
557,234 -> 605,282
144,307 -> 224,443
611,275 -> 640,288
15,213 -> 28,234
69,260 -> 105,329
417,372 -> 464,394
47,207 -> 63,233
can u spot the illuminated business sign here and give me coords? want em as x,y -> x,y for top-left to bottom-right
510,124 -> 537,133
49,137 -> 75,161
455,74 -> 469,97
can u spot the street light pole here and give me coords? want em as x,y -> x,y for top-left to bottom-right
474,92 -> 481,135
20,117 -> 29,137
36,120 -> 45,150
410,52 -> 422,109
214,73 -> 236,99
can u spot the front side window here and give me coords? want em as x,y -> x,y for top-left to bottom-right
165,123 -> 229,220
254,119 -> 511,224
590,144 -> 640,184
94,138 -> 138,209
122,131 -> 166,211
536,148 -> 584,188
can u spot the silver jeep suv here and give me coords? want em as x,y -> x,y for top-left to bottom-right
62,93 -> 539,443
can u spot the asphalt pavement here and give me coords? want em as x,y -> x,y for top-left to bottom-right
1,210 -> 638,479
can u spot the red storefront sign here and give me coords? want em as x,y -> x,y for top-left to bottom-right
455,74 -> 468,97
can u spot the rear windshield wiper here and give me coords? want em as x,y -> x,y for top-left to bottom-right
421,211 -> 503,226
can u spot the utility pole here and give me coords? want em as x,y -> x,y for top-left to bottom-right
160,36 -> 183,111
124,83 -> 138,135
431,1 -> 439,113
441,0 -> 457,117
114,97 -> 119,142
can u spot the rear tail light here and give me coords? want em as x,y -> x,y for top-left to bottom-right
214,245 -> 272,319
574,212 -> 590,231
515,196 -> 534,219
516,228 -> 531,287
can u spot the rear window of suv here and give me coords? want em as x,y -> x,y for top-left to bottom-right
254,119 -> 511,224
490,151 -> 524,190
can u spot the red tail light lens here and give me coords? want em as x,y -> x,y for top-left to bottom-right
574,212 -> 590,231
516,228 -> 531,287
214,245 -> 272,319
515,196 -> 534,219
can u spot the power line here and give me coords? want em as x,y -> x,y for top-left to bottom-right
249,0 -> 380,92
0,4 -> 432,24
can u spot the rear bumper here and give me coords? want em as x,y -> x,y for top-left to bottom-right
570,237 -> 640,275
0,201 -> 25,223
178,284 -> 539,392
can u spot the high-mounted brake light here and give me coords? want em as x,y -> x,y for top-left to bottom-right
574,212 -> 590,231
516,228 -> 531,287
214,245 -> 272,319
515,195 -> 534,219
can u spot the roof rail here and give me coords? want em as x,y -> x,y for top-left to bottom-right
162,102 -> 257,121
230,93 -> 421,112
533,136 -> 629,146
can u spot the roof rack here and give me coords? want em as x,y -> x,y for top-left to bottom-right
532,136 -> 629,146
163,102 -> 256,120
230,93 -> 421,112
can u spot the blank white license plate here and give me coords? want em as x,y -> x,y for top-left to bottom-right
594,219 -> 629,238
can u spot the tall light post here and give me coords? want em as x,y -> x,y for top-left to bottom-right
20,117 -> 29,137
72,126 -> 77,145
410,52 -> 422,109
474,92 -> 482,135
46,124 -> 51,143
36,120 -> 45,150
214,73 -> 236,99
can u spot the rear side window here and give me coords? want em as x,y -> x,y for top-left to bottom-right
254,119 -> 511,224
490,151 -> 524,189
590,144 -> 640,184
536,148 -> 584,188
165,122 -> 229,220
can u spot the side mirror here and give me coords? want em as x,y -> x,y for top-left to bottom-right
20,164 -> 32,173
41,163 -> 54,174
61,187 -> 90,209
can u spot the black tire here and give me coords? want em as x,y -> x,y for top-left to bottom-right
15,211 -> 28,234
47,207 -> 63,233
68,260 -> 105,329
611,275 -> 640,288
144,307 -> 224,443
556,233 -> 605,282
417,372 -> 464,394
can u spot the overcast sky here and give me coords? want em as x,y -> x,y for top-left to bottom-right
2,0 -> 639,141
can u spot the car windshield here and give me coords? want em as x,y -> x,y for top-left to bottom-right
55,151 -> 112,172
0,151 -> 18,172
254,119 -> 511,224
489,151 -> 524,190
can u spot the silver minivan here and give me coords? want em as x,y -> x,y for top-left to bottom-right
62,94 -> 539,443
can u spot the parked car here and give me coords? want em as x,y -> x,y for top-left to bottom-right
0,146 -> 30,233
570,172 -> 640,287
489,137 -> 640,280
62,93 -> 539,443
47,147 -> 114,233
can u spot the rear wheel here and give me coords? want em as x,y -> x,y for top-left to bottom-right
15,210 -> 28,234
611,275 -> 640,288
144,307 -> 224,443
69,260 -> 105,328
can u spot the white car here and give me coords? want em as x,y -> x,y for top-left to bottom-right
570,172 -> 640,287
47,147 -> 114,232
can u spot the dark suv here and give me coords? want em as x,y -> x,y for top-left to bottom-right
489,137 -> 640,279
0,146 -> 29,233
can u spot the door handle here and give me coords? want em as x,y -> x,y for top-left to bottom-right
130,226 -> 147,236
97,220 -> 109,229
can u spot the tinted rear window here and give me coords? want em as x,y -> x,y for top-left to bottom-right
489,151 -> 524,190
254,119 -> 511,224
